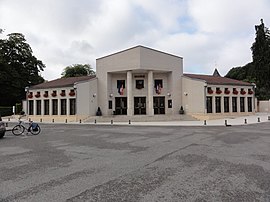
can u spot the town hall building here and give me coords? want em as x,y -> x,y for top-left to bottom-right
23,46 -> 255,122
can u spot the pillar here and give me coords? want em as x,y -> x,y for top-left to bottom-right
148,71 -> 154,116
127,71 -> 133,116
49,99 -> 53,115
58,99 -> 61,115
33,99 -> 37,115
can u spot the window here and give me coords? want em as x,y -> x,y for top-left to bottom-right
240,97 -> 245,112
154,79 -> 163,88
224,97 -> 229,113
248,97 -> 252,112
36,100 -> 41,115
44,91 -> 49,98
52,99 -> 58,115
117,80 -> 125,95
69,89 -> 75,96
60,90 -> 66,96
216,87 -> 222,94
206,96 -> 212,113
154,79 -> 163,94
168,100 -> 172,108
61,99 -> 67,115
35,91 -> 41,98
136,80 -> 144,89
215,97 -> 221,113
44,100 -> 49,115
108,100 -> 112,109
52,90 -> 57,97
70,99 -> 76,115
232,97 -> 237,112
29,100 -> 34,115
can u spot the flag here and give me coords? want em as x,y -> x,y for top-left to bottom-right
120,84 -> 124,95
156,84 -> 162,94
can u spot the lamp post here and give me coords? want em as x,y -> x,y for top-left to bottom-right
25,86 -> 29,115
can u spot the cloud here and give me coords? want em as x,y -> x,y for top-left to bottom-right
1,0 -> 270,80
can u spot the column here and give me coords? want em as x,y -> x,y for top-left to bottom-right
221,95 -> 224,114
49,99 -> 53,115
127,71 -> 133,116
212,96 -> 216,114
245,96 -> 248,113
41,99 -> 44,115
67,98 -> 70,116
33,99 -> 37,115
58,99 -> 61,115
148,71 -> 154,116
237,95 -> 241,114
229,96 -> 233,114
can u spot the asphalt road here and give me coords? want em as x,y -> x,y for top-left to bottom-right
1,123 -> 270,202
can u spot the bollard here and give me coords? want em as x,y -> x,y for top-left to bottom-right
244,119 -> 247,124
40,118 -> 42,123
65,119 -> 67,123
268,116 -> 270,121
94,119 -> 96,124
204,120 -> 207,125
129,120 -> 131,124
29,118 -> 31,122
258,117 -> 260,122
5,122 -> 8,127
8,118 -> 10,121
225,120 -> 227,126
52,119 -> 54,123
111,120 -> 113,124
79,119 -> 82,123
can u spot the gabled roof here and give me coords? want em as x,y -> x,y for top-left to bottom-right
183,73 -> 253,86
29,75 -> 96,89
96,45 -> 183,60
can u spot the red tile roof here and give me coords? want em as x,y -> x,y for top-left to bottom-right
183,73 -> 253,86
30,75 -> 96,89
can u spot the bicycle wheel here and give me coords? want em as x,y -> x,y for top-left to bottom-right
29,125 -> 41,135
12,125 -> 25,136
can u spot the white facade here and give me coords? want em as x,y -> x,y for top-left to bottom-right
96,46 -> 183,116
25,46 -> 255,122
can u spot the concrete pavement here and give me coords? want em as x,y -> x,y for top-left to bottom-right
2,113 -> 270,127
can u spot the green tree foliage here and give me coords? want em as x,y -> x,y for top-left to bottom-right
226,62 -> 255,83
251,19 -> 270,99
61,64 -> 95,78
0,33 -> 45,106
226,19 -> 270,100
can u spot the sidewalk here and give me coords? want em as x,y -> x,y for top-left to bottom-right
2,113 -> 270,127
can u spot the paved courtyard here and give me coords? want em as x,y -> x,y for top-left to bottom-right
1,122 -> 270,201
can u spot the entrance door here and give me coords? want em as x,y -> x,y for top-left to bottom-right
115,97 -> 127,115
134,97 -> 146,115
153,97 -> 165,114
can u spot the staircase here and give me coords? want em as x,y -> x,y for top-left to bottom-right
84,114 -> 198,123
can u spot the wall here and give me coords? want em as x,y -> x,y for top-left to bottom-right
76,78 -> 98,116
258,100 -> 270,112
182,77 -> 205,114
96,46 -> 183,115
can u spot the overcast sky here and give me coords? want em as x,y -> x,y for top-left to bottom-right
1,0 -> 269,80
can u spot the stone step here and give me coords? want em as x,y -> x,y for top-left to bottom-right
84,114 -> 198,123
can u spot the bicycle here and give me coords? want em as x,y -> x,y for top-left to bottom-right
12,117 -> 41,136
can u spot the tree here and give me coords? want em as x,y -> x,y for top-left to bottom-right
226,19 -> 270,100
0,33 -> 45,106
61,64 -> 95,78
225,62 -> 255,83
251,19 -> 270,99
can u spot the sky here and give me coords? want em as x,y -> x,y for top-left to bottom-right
1,0 -> 270,81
